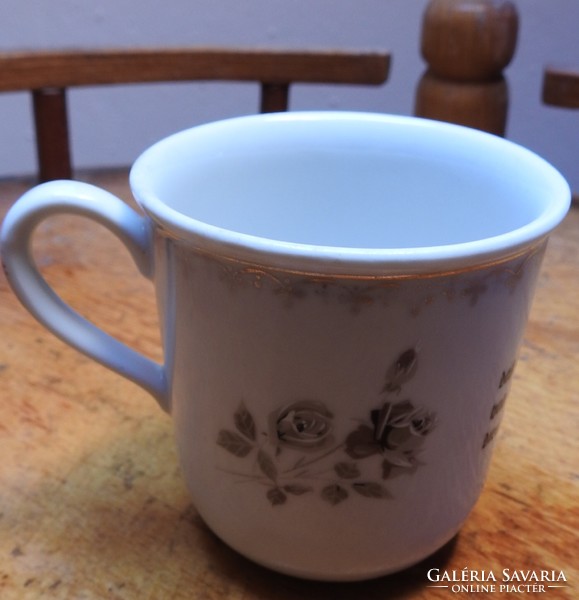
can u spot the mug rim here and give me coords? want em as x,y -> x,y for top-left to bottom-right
129,111 -> 571,276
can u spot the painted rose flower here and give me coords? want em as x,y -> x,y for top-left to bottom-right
270,400 -> 334,451
344,399 -> 435,470
217,347 -> 440,506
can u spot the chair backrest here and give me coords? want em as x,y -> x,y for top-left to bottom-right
0,47 -> 390,181
543,65 -> 579,109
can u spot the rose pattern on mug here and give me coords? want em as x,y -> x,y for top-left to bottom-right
217,349 -> 437,506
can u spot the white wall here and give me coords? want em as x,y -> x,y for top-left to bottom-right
0,0 -> 577,192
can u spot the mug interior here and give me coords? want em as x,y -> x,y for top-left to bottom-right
130,112 -> 570,273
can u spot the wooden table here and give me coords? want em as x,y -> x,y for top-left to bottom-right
1,171 -> 577,599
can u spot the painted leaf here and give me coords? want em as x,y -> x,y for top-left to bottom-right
382,460 -> 393,480
217,430 -> 253,457
383,451 -> 415,468
334,461 -> 361,479
352,482 -> 391,499
291,456 -> 307,470
283,484 -> 313,496
321,484 -> 348,506
383,348 -> 418,392
257,449 -> 278,482
234,402 -> 256,441
267,487 -> 287,506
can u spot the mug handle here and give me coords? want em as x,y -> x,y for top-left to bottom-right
1,180 -> 169,412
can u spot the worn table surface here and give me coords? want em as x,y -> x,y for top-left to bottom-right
0,171 -> 577,599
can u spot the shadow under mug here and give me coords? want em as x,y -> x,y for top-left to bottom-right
0,112 -> 570,581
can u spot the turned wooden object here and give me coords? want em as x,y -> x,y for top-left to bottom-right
415,0 -> 519,136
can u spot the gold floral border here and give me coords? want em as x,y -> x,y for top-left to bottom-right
174,237 -> 547,314
170,233 -> 547,282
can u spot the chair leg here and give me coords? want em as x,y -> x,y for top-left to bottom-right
33,87 -> 72,181
260,83 -> 290,113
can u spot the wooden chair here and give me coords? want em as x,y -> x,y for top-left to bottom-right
0,1 -> 533,183
0,47 -> 390,181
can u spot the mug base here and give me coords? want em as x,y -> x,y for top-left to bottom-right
205,520 -> 462,582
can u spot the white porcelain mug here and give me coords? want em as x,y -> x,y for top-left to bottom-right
1,112 -> 570,581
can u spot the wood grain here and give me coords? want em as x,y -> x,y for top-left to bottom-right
32,89 -> 72,182
0,47 -> 390,181
415,0 -> 518,137
0,171 -> 577,599
543,66 -> 579,109
420,0 -> 518,81
0,48 -> 390,90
